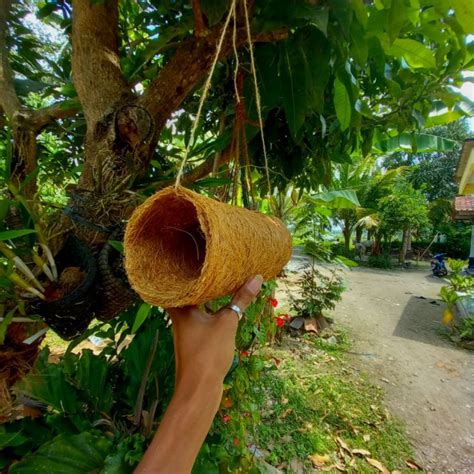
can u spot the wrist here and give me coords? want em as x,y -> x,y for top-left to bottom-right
175,370 -> 224,405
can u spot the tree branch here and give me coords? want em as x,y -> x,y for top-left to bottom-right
140,26 -> 287,136
191,0 -> 207,37
0,0 -> 21,119
71,0 -> 131,125
32,101 -> 82,132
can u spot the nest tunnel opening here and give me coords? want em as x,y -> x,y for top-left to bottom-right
137,194 -> 207,288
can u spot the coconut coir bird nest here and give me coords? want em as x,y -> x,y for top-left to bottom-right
124,186 -> 292,308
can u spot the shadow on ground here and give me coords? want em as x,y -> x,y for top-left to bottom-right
392,295 -> 450,347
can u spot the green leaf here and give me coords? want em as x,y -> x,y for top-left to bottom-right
15,349 -> 78,414
307,189 -> 360,209
387,0 -> 407,42
333,78 -> 351,131
9,432 -> 112,474
281,43 -> 307,139
131,302 -> 152,334
0,426 -> 28,450
375,133 -> 457,153
76,350 -> 113,413
108,240 -> 124,253
0,229 -> 36,241
385,38 -> 436,69
350,20 -> 368,66
425,110 -> 465,127
0,308 -> 15,345
350,0 -> 368,27
452,0 -> 474,34
37,2 -> 57,19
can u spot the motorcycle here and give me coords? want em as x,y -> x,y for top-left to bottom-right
431,253 -> 448,277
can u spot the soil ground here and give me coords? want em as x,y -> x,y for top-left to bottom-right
329,266 -> 473,473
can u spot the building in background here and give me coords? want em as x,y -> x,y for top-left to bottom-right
455,139 -> 474,272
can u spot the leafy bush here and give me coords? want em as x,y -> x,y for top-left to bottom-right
290,264 -> 345,318
2,283 -> 279,472
367,254 -> 393,269
459,316 -> 474,342
448,274 -> 474,292
447,258 -> 467,275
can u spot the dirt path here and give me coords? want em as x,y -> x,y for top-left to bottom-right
333,267 -> 474,473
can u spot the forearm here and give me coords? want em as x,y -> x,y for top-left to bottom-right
135,375 -> 223,474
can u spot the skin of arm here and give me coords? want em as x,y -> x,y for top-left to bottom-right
135,275 -> 263,474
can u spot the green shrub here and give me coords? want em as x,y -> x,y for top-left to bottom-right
290,264 -> 345,318
447,258 -> 467,275
459,316 -> 474,341
367,254 -> 393,269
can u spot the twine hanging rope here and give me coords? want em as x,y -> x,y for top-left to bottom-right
242,0 -> 272,196
175,0 -> 236,187
174,0 -> 272,195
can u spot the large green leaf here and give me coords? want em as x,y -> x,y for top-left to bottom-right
387,0 -> 407,42
452,0 -> 474,34
374,133 -> 457,153
385,38 -> 436,69
307,189 -> 360,209
9,432 -> 112,474
333,78 -> 351,131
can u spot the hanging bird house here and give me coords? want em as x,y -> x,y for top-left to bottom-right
124,186 -> 292,308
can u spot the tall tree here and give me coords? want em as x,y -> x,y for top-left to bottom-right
378,179 -> 430,263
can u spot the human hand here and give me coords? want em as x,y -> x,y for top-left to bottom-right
167,275 -> 264,389
136,275 -> 264,474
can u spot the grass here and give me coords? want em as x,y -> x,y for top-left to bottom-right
254,329 -> 415,473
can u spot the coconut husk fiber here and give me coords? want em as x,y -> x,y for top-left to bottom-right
124,186 -> 292,308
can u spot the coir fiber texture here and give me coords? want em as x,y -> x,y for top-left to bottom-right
124,186 -> 292,308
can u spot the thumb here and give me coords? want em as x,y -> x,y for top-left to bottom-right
230,275 -> 264,312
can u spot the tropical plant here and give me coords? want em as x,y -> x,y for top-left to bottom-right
447,258 -> 468,275
290,264 -> 345,319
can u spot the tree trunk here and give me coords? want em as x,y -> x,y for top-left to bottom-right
355,226 -> 363,243
400,229 -> 410,264
342,220 -> 352,255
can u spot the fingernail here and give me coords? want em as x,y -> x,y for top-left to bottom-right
248,275 -> 263,294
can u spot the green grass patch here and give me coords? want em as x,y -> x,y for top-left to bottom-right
254,330 -> 414,472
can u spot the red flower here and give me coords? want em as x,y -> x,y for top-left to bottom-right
222,415 -> 230,424
276,317 -> 285,328
283,313 -> 290,320
233,437 -> 240,446
240,351 -> 250,358
269,297 -> 278,308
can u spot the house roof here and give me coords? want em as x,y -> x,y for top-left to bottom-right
454,195 -> 474,220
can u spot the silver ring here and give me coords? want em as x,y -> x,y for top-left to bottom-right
226,303 -> 243,320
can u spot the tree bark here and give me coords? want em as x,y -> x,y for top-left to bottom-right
342,223 -> 352,255
71,0 -> 131,125
0,0 -> 20,118
400,229 -> 410,264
